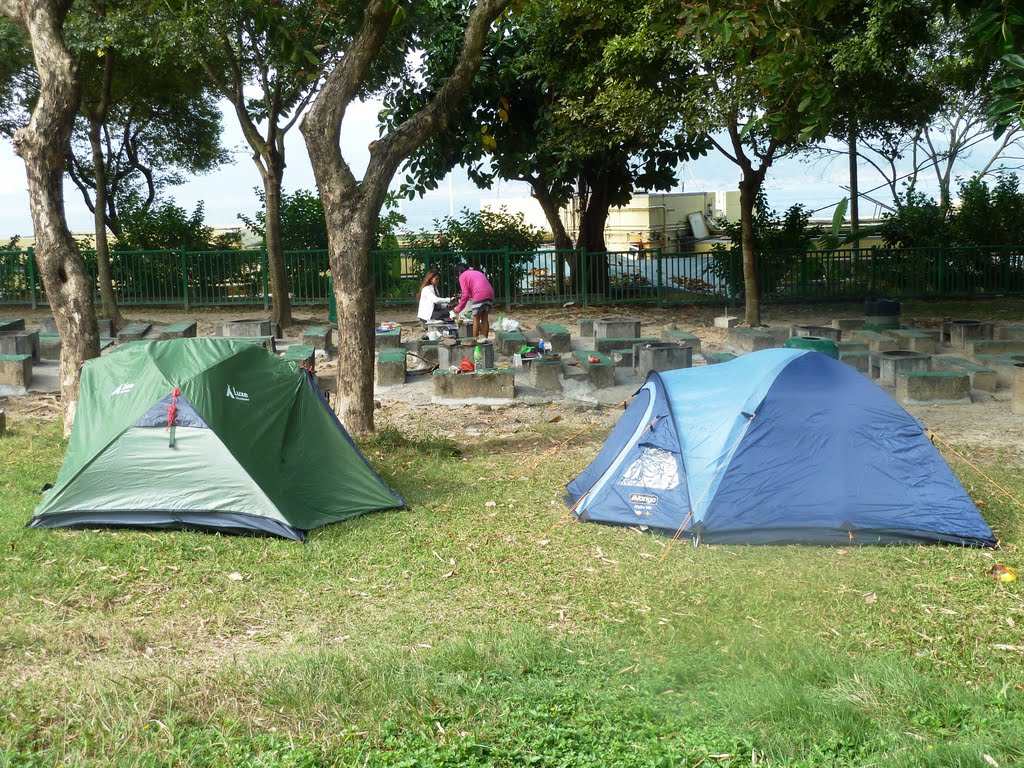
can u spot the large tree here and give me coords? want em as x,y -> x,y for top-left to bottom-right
1,0 -> 99,434
172,0 -> 392,330
677,1 -> 841,325
392,0 -> 708,295
65,0 -> 227,327
301,0 -> 512,435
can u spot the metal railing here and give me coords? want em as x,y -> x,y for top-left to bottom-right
2,244 -> 1023,309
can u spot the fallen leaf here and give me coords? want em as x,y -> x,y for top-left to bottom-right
548,415 -> 562,423
986,564 -> 1017,583
485,501 -> 496,507
863,592 -> 877,603
442,569 -> 456,579
226,572 -> 244,581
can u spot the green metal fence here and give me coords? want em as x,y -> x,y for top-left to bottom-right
2,244 -> 1023,309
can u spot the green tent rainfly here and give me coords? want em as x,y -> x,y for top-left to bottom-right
28,338 -> 404,541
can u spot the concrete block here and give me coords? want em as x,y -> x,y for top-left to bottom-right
40,317 -> 57,334
714,315 -> 739,329
727,327 -> 778,353
863,317 -> 900,332
99,338 -> 116,351
412,340 -> 439,367
579,319 -> 596,337
839,350 -> 870,373
851,330 -> 900,353
705,352 -> 738,365
432,368 -> 514,400
595,337 -> 658,355
966,338 -> 1024,357
0,353 -> 32,395
526,358 -> 562,391
220,318 -> 272,338
374,327 -> 402,349
948,320 -> 993,350
39,333 -> 61,360
438,341 -> 495,370
790,325 -> 842,342
157,321 -> 197,340
375,348 -> 407,387
117,322 -> 152,343
661,329 -> 702,354
931,355 -> 998,392
884,329 -> 937,354
231,336 -> 277,352
974,355 -> 1024,387
635,342 -> 692,377
897,371 -> 971,405
836,341 -> 869,353
0,318 -> 25,332
0,330 -> 39,360
831,318 -> 864,331
996,325 -> 1024,340
494,329 -> 527,355
96,318 -> 114,338
1013,364 -> 1024,415
572,350 -> 615,387
594,316 -> 642,339
283,344 -> 316,369
870,350 -> 930,386
538,323 -> 571,353
301,325 -> 333,352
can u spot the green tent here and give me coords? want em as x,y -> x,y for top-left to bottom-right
29,338 -> 403,541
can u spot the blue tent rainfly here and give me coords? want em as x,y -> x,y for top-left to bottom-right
566,348 -> 996,547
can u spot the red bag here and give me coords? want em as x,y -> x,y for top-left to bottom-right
459,358 -> 475,372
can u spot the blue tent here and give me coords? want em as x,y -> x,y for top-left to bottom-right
566,349 -> 996,547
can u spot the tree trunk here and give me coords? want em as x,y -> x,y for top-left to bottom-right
7,0 -> 100,434
529,180 -> 572,295
848,122 -> 859,239
325,196 -> 377,435
89,117 -> 123,329
301,0 -> 511,434
260,163 -> 293,330
738,174 -> 761,326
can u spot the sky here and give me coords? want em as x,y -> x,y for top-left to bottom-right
0,98 -> 1009,241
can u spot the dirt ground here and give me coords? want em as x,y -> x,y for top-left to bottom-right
2,302 -> 1023,459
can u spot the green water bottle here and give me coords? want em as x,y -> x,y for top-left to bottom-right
473,343 -> 483,368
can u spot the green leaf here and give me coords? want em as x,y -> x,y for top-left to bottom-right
797,95 -> 812,113
831,197 -> 848,236
1003,53 -> 1024,71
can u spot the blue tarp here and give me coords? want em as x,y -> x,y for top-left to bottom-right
566,349 -> 996,547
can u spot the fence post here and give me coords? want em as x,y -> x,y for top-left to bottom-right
27,247 -> 38,309
261,247 -> 269,310
800,249 -> 809,298
1004,244 -> 1011,293
580,247 -> 588,308
503,246 -> 512,309
180,246 -> 189,310
869,247 -> 876,294
656,250 -> 663,309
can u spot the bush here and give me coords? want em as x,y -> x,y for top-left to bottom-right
704,193 -> 813,298
879,188 -> 950,248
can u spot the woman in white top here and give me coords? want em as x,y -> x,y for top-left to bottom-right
416,269 -> 452,327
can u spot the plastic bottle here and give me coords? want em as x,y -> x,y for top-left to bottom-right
473,343 -> 483,368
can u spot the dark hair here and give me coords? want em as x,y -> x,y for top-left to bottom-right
417,269 -> 441,301
455,262 -> 469,274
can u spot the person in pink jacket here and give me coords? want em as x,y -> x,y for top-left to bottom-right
451,262 -> 495,340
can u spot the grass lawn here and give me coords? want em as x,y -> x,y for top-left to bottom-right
1,411 -> 1022,767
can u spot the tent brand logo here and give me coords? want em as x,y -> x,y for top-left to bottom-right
629,493 -> 658,506
111,383 -> 135,396
226,384 -> 250,402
